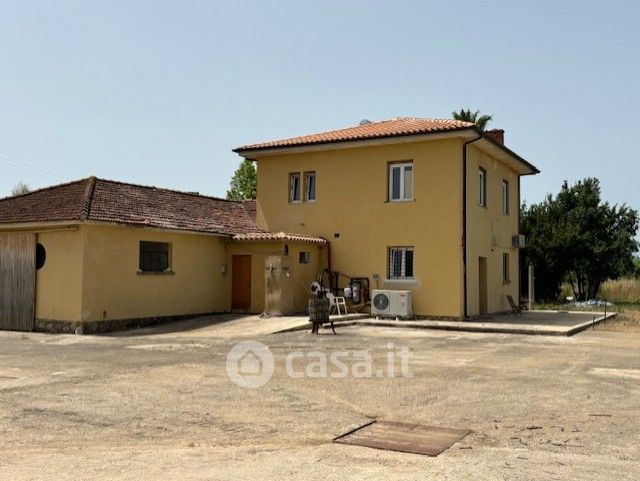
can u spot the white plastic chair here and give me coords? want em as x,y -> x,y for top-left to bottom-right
326,292 -> 348,316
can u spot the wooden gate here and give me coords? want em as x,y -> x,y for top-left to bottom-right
0,233 -> 36,331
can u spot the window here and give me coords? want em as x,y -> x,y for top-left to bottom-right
502,179 -> 510,215
139,241 -> 171,272
388,247 -> 414,280
479,167 -> 487,207
299,251 -> 310,264
304,172 -> 316,202
289,173 -> 301,203
502,252 -> 510,283
389,162 -> 413,201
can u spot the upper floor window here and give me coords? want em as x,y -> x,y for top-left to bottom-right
389,162 -> 413,202
304,171 -> 316,202
388,246 -> 414,280
139,241 -> 171,273
502,179 -> 510,215
478,167 -> 487,207
289,173 -> 301,203
502,252 -> 510,283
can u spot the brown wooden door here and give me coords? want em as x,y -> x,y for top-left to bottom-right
0,233 -> 36,331
231,255 -> 252,311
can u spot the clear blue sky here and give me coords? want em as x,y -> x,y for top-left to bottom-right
1,1 -> 638,207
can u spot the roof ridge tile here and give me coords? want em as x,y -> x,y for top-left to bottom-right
79,176 -> 97,220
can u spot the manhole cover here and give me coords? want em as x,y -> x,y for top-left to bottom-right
334,420 -> 471,456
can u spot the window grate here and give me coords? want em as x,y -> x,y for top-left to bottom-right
139,241 -> 170,272
388,246 -> 414,279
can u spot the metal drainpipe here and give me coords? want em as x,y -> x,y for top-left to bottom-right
462,131 -> 482,319
326,240 -> 332,286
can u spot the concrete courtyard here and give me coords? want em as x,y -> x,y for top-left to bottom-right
0,316 -> 639,480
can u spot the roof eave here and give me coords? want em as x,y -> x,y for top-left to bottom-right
235,126 -> 539,175
233,127 -> 477,158
476,127 -> 539,175
0,220 -> 82,232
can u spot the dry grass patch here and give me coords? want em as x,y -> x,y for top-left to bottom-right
600,278 -> 640,303
595,306 -> 640,333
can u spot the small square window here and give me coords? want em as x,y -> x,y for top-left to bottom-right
139,241 -> 171,272
388,246 -> 414,279
289,173 -> 301,203
304,172 -> 316,202
299,251 -> 310,264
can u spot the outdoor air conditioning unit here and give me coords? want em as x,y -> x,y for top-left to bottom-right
371,290 -> 413,319
512,234 -> 526,248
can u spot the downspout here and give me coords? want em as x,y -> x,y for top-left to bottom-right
462,131 -> 482,319
517,174 -> 521,302
326,240 -> 332,283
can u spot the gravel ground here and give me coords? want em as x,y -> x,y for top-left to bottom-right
0,317 -> 639,480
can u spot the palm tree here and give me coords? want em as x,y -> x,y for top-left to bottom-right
452,109 -> 493,130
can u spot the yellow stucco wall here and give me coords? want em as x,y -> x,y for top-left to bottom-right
35,228 -> 84,321
465,144 -> 520,315
15,223 -> 325,325
227,240 -> 325,314
254,138 -> 464,317
80,224 -> 229,322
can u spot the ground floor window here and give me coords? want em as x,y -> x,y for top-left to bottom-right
139,241 -> 171,272
299,251 -> 310,264
502,252 -> 510,283
388,246 -> 414,280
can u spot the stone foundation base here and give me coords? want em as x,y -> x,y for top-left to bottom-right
35,312 -> 226,334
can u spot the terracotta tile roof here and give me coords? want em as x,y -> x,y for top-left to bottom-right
0,178 -> 93,225
241,199 -> 257,221
232,231 -> 327,244
0,177 -> 263,235
234,117 -> 475,152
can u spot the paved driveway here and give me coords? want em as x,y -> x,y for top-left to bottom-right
106,313 -> 309,338
0,323 -> 638,480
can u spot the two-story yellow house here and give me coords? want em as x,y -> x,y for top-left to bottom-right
234,117 -> 539,319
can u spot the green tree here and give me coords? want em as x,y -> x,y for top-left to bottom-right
452,109 -> 493,130
521,178 -> 638,301
226,159 -> 257,201
11,181 -> 30,196
520,199 -> 569,301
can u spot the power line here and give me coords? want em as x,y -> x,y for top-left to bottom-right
0,157 -> 59,181
0,151 -> 80,177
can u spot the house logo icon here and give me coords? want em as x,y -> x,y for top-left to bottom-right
226,341 -> 275,389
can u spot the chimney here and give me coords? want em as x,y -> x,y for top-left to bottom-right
486,129 -> 504,145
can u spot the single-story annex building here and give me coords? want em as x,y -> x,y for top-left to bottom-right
0,177 -> 327,332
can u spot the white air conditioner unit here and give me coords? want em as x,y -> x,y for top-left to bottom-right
512,234 -> 526,248
371,289 -> 413,319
